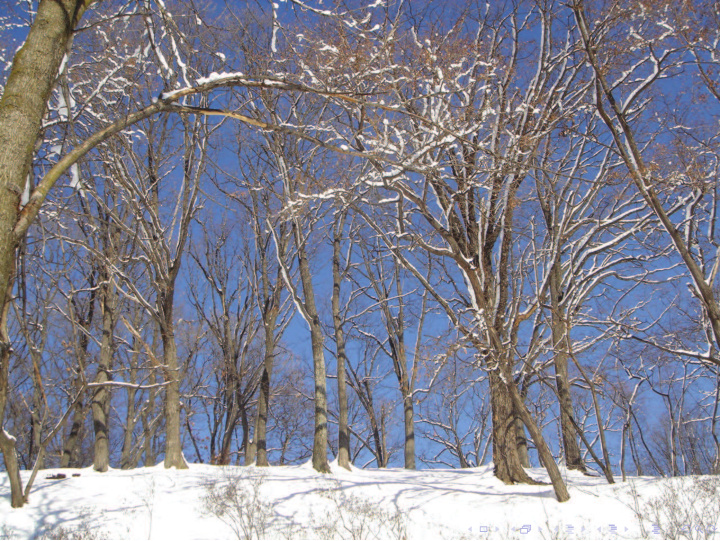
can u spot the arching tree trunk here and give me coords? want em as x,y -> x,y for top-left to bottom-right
0,0 -> 95,508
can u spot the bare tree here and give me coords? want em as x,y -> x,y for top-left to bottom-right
189,217 -> 262,465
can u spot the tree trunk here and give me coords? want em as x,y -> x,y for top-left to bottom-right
120,387 -> 137,469
240,406 -> 249,463
61,393 -> 85,468
509,380 -> 571,502
62,317 -> 90,468
295,234 -> 330,473
254,361 -> 272,466
402,392 -> 415,469
218,384 -> 239,465
29,354 -> 45,471
253,271 -> 280,468
0,292 -> 24,507
120,351 -> 140,470
92,280 -> 116,472
0,0 -> 89,296
489,368 -> 536,485
161,321 -> 188,469
393,273 -> 415,470
549,263 -> 585,472
331,219 -> 351,470
0,0 -> 94,507
515,417 -> 531,468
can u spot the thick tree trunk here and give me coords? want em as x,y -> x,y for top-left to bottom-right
0,0 -> 93,508
253,272 -> 280,468
394,345 -> 415,469
218,385 -> 239,465
402,392 -> 415,469
120,350 -> 140,469
489,368 -> 536,485
331,220 -> 350,470
0,293 -> 24,507
61,393 -> 85,468
509,381 -> 571,502
295,236 -> 330,473
254,361 -> 272,466
394,283 -> 415,470
240,406 -> 249,462
120,387 -> 136,469
62,318 -> 90,468
515,417 -> 531,468
161,322 -> 188,469
0,430 -> 24,508
92,281 -> 116,472
549,264 -> 585,472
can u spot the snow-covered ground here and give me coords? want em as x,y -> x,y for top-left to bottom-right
0,462 -> 715,539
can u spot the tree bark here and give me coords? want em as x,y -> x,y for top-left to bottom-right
549,263 -> 586,472
92,278 -> 116,472
294,224 -> 330,473
0,0 -> 94,508
331,216 -> 351,470
509,380 -> 571,502
490,369 -> 536,485
250,212 -> 283,467
160,319 -> 188,469
120,339 -> 141,469
253,360 -> 273,466
393,273 -> 415,470
515,417 -> 531,468
142,372 -> 158,467
0,283 -> 24,507
218,373 -> 240,465
62,288 -> 94,468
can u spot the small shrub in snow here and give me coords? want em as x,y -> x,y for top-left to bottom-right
202,471 -> 407,540
310,480 -> 407,540
202,470 -> 273,540
36,521 -> 102,540
632,476 -> 720,540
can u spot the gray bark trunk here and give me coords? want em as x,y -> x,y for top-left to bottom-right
509,380 -> 571,502
251,217 -> 283,467
143,371 -> 158,467
515,416 -> 530,468
120,385 -> 137,469
331,218 -> 350,470
161,320 -> 188,469
253,359 -> 273,466
120,343 -> 140,469
0,290 -> 24,507
294,225 -> 330,473
549,263 -> 585,472
92,280 -> 116,472
489,368 -> 536,485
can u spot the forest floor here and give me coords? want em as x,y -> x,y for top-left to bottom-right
0,461 -> 715,539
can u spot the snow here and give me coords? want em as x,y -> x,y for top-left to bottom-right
20,177 -> 30,207
0,463 -> 706,539
69,164 -> 80,189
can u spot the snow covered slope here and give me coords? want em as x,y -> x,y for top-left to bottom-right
0,462 -> 715,539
